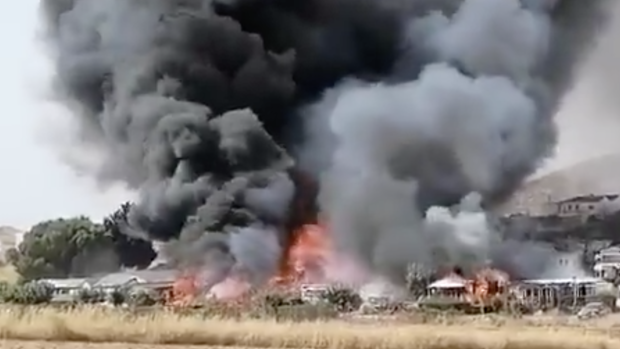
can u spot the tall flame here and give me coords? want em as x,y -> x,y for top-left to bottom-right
168,272 -> 200,306
273,221 -> 330,285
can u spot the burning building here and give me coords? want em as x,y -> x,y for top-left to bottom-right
40,0 -> 610,299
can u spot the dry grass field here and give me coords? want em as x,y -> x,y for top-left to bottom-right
0,306 -> 617,349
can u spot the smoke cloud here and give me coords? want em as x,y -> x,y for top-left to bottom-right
40,0 -> 609,288
309,0 -> 609,282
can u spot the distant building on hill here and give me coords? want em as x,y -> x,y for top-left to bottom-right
499,153 -> 620,216
552,194 -> 620,218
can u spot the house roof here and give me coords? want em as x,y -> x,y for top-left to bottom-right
132,269 -> 177,283
519,277 -> 601,285
39,278 -> 88,288
93,269 -> 178,288
93,273 -> 138,288
428,275 -> 467,289
594,263 -> 620,271
557,194 -> 619,204
599,246 -> 620,254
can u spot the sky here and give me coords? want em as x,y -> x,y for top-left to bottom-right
533,2 -> 620,177
0,0 -> 133,230
0,1 -> 618,230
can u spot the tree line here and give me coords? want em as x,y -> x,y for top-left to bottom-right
6,202 -> 156,282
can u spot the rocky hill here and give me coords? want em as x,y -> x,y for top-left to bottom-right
499,153 -> 620,215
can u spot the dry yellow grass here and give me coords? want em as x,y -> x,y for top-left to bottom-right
0,306 -> 617,348
0,341 -> 192,349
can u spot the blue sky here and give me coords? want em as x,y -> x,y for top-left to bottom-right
1,0 -> 619,230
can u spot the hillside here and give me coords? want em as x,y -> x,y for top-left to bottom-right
499,153 -> 620,215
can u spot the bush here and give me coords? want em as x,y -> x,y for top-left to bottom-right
263,293 -> 304,308
7,282 -> 54,305
77,288 -> 105,304
322,286 -> 362,312
128,289 -> 158,307
0,281 -> 14,302
108,288 -> 127,306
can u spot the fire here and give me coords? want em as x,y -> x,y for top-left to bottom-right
273,221 -> 331,286
167,222 -> 332,305
167,272 -> 200,306
208,276 -> 252,300
464,267 -> 510,304
167,170 -> 332,303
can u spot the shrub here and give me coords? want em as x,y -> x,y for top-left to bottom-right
77,288 -> 105,304
107,288 -> 128,306
128,289 -> 158,307
0,281 -> 14,302
322,286 -> 362,312
8,281 -> 54,304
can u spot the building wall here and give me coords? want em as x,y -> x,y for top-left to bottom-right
555,196 -> 620,218
557,201 -> 601,217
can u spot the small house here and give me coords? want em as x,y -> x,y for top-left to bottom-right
426,274 -> 468,300
38,277 -> 92,302
418,274 -> 471,310
129,269 -> 177,295
300,283 -> 330,304
513,277 -> 602,309
92,269 -> 177,295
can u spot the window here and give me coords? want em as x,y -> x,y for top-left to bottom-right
578,285 -> 587,297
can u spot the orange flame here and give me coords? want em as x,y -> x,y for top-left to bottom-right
273,221 -> 330,286
167,272 -> 200,306
454,267 -> 510,304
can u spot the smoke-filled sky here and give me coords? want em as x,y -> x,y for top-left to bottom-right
0,0 -> 133,230
534,1 -> 620,177
0,0 -> 618,269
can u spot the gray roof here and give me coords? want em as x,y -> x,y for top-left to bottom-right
93,269 -> 178,288
600,246 -> 620,254
519,277 -> 601,285
93,273 -> 138,288
39,278 -> 89,289
132,269 -> 177,283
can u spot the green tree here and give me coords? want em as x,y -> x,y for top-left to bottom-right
103,202 -> 156,269
7,217 -> 115,281
8,203 -> 157,281
5,281 -> 54,305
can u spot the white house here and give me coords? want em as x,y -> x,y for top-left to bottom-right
594,246 -> 620,280
92,269 -> 177,295
38,277 -> 92,300
299,283 -> 330,304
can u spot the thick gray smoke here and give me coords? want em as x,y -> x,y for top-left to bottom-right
304,0 -> 610,282
39,0 -> 404,288
41,0 -> 609,290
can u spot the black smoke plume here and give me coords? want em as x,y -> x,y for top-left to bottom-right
39,0 -> 407,287
40,0 -> 610,288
